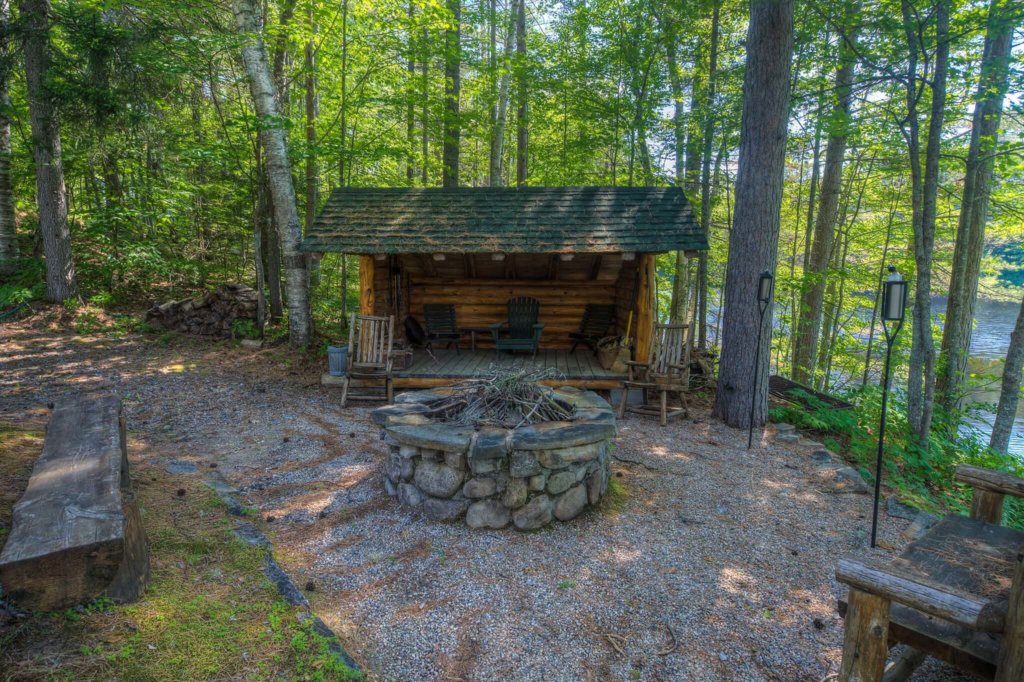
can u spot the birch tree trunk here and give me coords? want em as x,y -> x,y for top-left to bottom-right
233,0 -> 311,347
20,0 -> 78,301
442,0 -> 461,187
990,293 -> 1024,454
939,0 -> 1016,410
712,0 -> 794,428
0,0 -> 16,276
792,20 -> 858,384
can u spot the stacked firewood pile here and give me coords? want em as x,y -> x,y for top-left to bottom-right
143,284 -> 258,337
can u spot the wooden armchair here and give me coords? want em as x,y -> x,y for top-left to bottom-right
835,464 -> 1024,681
423,303 -> 462,354
340,313 -> 395,407
616,323 -> 691,426
490,297 -> 544,358
569,304 -> 616,354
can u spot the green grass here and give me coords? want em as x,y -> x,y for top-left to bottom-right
0,423 -> 362,681
599,476 -> 629,516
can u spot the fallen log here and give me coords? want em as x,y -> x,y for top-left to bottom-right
0,395 -> 150,612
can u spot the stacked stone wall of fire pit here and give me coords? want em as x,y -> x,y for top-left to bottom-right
372,386 -> 615,530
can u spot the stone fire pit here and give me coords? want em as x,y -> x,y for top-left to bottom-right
371,385 -> 615,530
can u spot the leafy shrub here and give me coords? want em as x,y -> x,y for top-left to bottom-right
771,387 -> 1024,527
231,318 -> 260,340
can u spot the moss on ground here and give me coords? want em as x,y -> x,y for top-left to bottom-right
0,422 -> 361,681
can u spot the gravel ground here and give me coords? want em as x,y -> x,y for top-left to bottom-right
0,318 -> 974,681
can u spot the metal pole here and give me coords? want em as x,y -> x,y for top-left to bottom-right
747,303 -> 767,450
870,319 -> 901,548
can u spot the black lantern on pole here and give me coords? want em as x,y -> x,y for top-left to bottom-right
870,266 -> 909,548
747,271 -> 775,450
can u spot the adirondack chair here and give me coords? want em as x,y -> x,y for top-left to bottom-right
340,313 -> 395,407
490,297 -> 544,358
616,323 -> 691,426
569,304 -> 616,353
423,304 -> 462,354
835,464 -> 1024,682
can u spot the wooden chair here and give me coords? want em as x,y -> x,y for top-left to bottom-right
616,323 -> 691,426
835,464 -> 1024,682
340,313 -> 395,407
423,303 -> 462,354
569,304 -> 616,354
490,297 -> 544,358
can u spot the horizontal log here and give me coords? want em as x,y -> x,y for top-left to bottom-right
955,465 -> 1024,500
0,395 -> 150,611
836,557 -> 1005,632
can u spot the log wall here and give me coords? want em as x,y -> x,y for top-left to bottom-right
364,252 -> 652,352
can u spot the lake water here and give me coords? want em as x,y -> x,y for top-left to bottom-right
934,297 -> 1024,458
702,294 -> 1023,457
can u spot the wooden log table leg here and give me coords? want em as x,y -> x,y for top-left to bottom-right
970,489 -> 1005,524
996,549 -> 1024,682
840,588 -> 892,682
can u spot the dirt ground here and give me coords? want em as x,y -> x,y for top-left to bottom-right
0,317 -> 971,681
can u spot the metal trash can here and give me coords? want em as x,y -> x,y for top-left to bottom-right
327,345 -> 348,377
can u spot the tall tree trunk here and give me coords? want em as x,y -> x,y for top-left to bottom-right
990,292 -> 1024,453
489,1 -> 511,186
696,0 -> 721,351
420,24 -> 429,186
305,0 -> 320,285
0,0 -> 16,276
712,0 -> 794,428
666,26 -> 684,187
666,22 -> 688,324
939,0 -> 1016,410
21,0 -> 78,301
904,0 -> 948,441
791,20 -> 858,384
442,0 -> 460,187
407,2 -> 416,184
233,0 -> 311,347
339,0 -> 349,185
514,0 -> 527,186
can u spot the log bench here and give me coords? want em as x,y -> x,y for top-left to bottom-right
0,395 -> 150,611
835,464 -> 1024,681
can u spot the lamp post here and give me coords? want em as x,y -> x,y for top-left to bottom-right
748,271 -> 775,450
870,266 -> 909,548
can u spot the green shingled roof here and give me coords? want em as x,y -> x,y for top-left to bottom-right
300,186 -> 706,254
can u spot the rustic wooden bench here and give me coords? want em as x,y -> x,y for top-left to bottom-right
835,464 -> 1024,681
0,395 -> 150,611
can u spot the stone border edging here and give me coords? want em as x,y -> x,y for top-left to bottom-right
202,477 -> 361,676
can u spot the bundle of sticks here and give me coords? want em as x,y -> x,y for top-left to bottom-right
421,367 -> 574,429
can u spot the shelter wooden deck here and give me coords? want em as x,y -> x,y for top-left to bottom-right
392,349 -> 625,390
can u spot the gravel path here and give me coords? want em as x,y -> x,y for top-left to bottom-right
0,319 -> 973,681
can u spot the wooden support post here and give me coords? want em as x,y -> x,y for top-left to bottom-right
634,253 -> 656,363
970,489 -> 1005,524
996,550 -> 1024,682
359,255 -> 375,315
840,588 -> 891,682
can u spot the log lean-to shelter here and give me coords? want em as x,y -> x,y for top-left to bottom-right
300,186 -> 707,391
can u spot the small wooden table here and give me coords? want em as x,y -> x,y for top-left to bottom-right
835,464 -> 1024,681
461,326 -> 494,352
